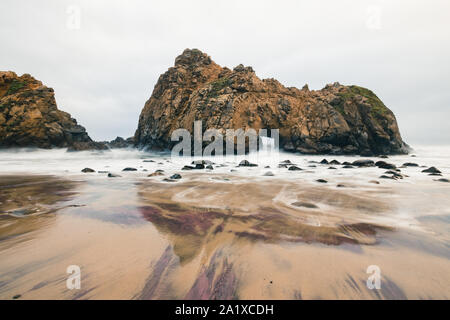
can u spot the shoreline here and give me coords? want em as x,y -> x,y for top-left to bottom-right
0,147 -> 449,299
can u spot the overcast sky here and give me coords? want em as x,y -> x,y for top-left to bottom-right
1,0 -> 449,145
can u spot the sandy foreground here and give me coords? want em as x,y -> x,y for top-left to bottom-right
0,170 -> 449,300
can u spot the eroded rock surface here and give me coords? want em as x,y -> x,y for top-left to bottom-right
135,49 -> 408,155
0,71 -> 106,150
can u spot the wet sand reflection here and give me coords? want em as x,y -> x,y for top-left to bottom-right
0,175 -> 80,242
137,177 -> 395,263
0,174 -> 448,299
135,176 -> 409,299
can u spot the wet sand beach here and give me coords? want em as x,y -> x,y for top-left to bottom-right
0,148 -> 449,299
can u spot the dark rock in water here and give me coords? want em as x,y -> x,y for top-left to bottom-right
385,170 -> 399,175
194,163 -> 205,169
81,168 -> 95,173
66,141 -> 109,152
134,49 -> 408,155
263,171 -> 274,176
239,160 -> 257,167
206,165 -> 214,170
12,294 -> 21,300
98,170 -> 108,173
411,155 -> 417,157
343,165 -> 354,169
288,166 -> 303,171
104,136 -> 134,149
122,167 -> 137,171
278,164 -> 289,168
380,175 -> 396,180
342,161 -> 352,165
143,159 -> 155,163
107,173 -> 121,178
436,178 -> 449,183
316,179 -> 328,183
264,166 -> 271,168
328,166 -> 337,170
182,165 -> 195,170
403,162 -> 419,167
330,160 -> 341,165
148,171 -> 164,177
337,184 -> 346,187
422,167 -> 441,174
192,160 -> 214,165
428,173 -> 442,176
379,155 -> 389,159
352,159 -> 375,167
369,180 -> 380,184
155,169 -> 164,173
385,170 -> 403,179
320,159 -> 329,164
280,160 -> 292,164
291,201 -> 318,209
170,173 -> 182,179
163,178 -> 176,182
375,161 -> 396,169
308,165 -> 317,168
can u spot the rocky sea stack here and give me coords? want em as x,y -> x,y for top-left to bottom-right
0,71 -> 106,151
135,49 -> 409,155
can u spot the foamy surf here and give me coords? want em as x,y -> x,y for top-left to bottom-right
0,146 -> 449,299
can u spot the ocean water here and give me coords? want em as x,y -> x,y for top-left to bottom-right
0,144 -> 449,178
1,145 -> 449,220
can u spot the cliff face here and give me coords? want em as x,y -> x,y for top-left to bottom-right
135,49 -> 408,155
0,71 -> 106,151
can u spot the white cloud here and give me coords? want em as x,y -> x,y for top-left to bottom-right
1,0 -> 449,144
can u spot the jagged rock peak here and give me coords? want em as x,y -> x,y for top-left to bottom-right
233,64 -> 254,73
174,48 -> 213,67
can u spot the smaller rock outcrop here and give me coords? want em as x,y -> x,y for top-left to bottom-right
102,136 -> 135,149
0,71 -> 107,151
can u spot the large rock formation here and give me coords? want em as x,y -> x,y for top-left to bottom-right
0,71 -> 107,151
135,49 -> 408,155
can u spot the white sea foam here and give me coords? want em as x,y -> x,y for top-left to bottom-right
0,145 -> 449,228
0,145 -> 448,181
